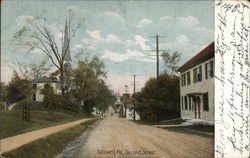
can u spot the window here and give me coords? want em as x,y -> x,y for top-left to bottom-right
193,66 -> 202,83
198,66 -> 202,81
181,73 -> 186,87
184,96 -> 188,110
182,96 -> 184,110
205,61 -> 214,79
33,84 -> 37,89
203,93 -> 209,111
187,71 -> 191,85
188,96 -> 192,110
32,93 -> 36,101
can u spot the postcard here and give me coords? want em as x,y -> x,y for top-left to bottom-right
0,0 -> 249,158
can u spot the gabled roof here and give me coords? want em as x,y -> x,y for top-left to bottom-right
177,42 -> 214,73
32,76 -> 59,83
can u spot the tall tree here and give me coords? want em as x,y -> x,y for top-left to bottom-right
6,72 -> 32,104
162,51 -> 181,75
13,12 -> 84,95
134,74 -> 180,122
11,60 -> 52,79
71,54 -> 106,113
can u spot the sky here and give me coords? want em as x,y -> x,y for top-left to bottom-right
1,0 -> 214,94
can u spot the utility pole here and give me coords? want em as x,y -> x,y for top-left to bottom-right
133,75 -> 136,120
149,35 -> 166,78
149,35 -> 166,123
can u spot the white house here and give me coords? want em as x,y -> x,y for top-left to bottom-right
32,77 -> 61,102
125,104 -> 140,120
177,42 -> 214,122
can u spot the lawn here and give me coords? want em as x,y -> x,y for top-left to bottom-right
161,124 -> 214,137
0,109 -> 90,139
132,118 -> 185,125
2,118 -> 99,158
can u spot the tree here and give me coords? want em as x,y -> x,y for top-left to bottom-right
0,82 -> 7,109
11,60 -> 52,79
93,80 -> 116,115
13,12 -> 84,95
6,71 -> 32,104
71,54 -> 106,113
162,51 -> 181,75
40,83 -> 54,96
134,74 -> 180,122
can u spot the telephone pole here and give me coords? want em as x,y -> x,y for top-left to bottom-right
149,35 -> 166,78
149,35 -> 166,123
133,75 -> 136,120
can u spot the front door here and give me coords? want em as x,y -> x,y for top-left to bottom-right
193,96 -> 201,119
196,97 -> 201,119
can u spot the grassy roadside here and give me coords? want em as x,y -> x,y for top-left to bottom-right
0,110 -> 90,139
132,118 -> 185,125
161,125 -> 214,138
2,118 -> 99,158
132,118 -> 214,138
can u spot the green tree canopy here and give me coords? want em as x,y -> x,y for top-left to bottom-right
134,74 -> 180,122
6,71 -> 32,104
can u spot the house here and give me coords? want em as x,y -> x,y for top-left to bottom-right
177,42 -> 214,122
125,103 -> 140,120
32,76 -> 61,102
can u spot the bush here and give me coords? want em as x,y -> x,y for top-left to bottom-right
14,99 -> 45,110
43,94 -> 79,112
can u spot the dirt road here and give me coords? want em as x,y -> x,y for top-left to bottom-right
75,116 -> 213,158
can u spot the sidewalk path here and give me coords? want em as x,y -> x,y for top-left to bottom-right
0,118 -> 92,154
154,124 -> 190,128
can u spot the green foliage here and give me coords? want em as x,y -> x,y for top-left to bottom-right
14,99 -> 45,110
6,72 -> 32,103
42,94 -> 78,112
133,74 -> 180,122
162,51 -> 181,75
71,54 -> 115,114
40,83 -> 54,96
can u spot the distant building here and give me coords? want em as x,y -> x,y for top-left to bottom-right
177,42 -> 214,122
125,103 -> 140,120
32,77 -> 61,102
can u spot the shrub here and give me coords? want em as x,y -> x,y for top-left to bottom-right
43,94 -> 79,112
14,99 -> 45,110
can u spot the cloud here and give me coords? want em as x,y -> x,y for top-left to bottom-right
136,58 -> 155,63
86,30 -> 102,40
74,44 -> 83,49
102,49 -> 145,62
102,49 -> 156,64
134,35 -> 151,50
106,34 -> 122,43
101,12 -> 125,23
66,6 -> 79,14
136,18 -> 153,28
159,34 -> 210,64
160,15 -> 199,27
84,31 -> 123,50
102,50 -> 128,62
31,48 -> 42,54
176,35 -> 189,44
